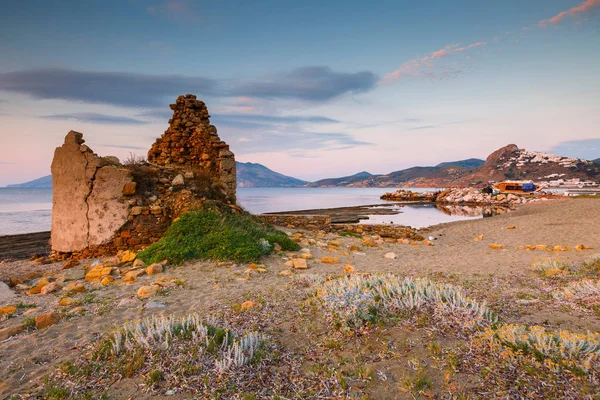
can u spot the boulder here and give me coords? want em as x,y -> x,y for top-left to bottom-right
320,256 -> 340,264
35,312 -> 61,329
0,325 -> 24,341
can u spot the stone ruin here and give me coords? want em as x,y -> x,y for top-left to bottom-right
50,94 -> 236,259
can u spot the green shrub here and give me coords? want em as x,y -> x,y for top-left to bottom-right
137,203 -> 300,265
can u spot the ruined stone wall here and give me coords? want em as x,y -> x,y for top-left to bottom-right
148,94 -> 236,201
51,95 -> 236,259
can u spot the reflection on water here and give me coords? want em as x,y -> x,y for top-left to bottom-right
359,203 -> 510,229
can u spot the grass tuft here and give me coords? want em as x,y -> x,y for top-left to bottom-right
137,202 -> 300,265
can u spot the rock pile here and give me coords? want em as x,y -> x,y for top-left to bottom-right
435,188 -> 544,206
380,190 -> 437,202
148,94 -> 236,200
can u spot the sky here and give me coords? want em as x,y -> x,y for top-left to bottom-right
0,0 -> 599,186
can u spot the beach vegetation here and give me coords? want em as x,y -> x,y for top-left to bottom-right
531,259 -> 569,277
137,202 -> 300,265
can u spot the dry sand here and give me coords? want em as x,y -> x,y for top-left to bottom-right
0,197 -> 599,398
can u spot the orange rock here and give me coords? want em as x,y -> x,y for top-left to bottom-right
299,252 -> 313,260
489,244 -> 504,250
121,250 -> 137,263
576,244 -> 592,251
349,245 -> 361,251
123,270 -> 145,282
85,266 -> 113,282
61,259 -> 80,270
474,235 -> 483,241
59,297 -> 79,307
525,245 -> 536,250
321,256 -> 340,264
293,258 -> 308,269
535,244 -> 547,250
100,276 -> 115,285
423,240 -> 433,246
0,325 -> 24,341
35,312 -> 61,329
507,226 -> 516,230
40,282 -> 62,294
361,238 -> 376,247
343,265 -> 356,273
248,263 -> 258,270
0,306 -> 17,316
240,300 -> 257,310
63,281 -> 86,293
279,270 -> 294,277
145,263 -> 163,275
137,285 -> 159,298
283,260 -> 294,268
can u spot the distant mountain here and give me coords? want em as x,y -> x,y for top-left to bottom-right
7,175 -> 52,188
6,162 -> 307,189
435,158 -> 484,169
307,146 -> 600,188
593,158 -> 600,165
236,162 -> 307,187
306,171 -> 376,188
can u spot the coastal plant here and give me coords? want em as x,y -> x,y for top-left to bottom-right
531,259 -> 569,277
137,202 -> 300,265
98,314 -> 267,375
553,279 -> 600,314
468,324 -> 600,397
314,274 -> 497,331
292,273 -> 327,287
579,253 -> 600,277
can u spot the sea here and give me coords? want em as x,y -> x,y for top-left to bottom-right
0,186 -> 537,236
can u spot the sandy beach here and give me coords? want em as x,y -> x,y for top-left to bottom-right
1,197 -> 599,398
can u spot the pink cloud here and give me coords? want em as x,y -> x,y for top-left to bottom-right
381,41 -> 486,84
539,0 -> 600,26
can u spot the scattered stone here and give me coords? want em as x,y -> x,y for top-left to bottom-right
0,282 -> 16,302
117,298 -> 139,307
321,256 -> 340,264
384,252 -> 397,260
240,300 -> 257,310
0,325 -> 24,341
63,268 -> 86,282
349,245 -> 361,251
137,285 -> 159,298
0,306 -> 17,316
171,174 -> 185,186
85,266 -> 113,282
121,250 -> 137,263
100,276 -> 115,285
279,270 -> 294,277
284,260 -> 294,268
9,278 -> 23,287
63,282 -> 86,293
328,240 -> 343,247
489,244 -> 504,250
35,312 -> 61,329
344,265 -> 356,273
475,235 -> 483,241
507,225 -> 516,230
40,282 -> 62,294
59,297 -> 79,307
361,238 -> 376,247
146,263 -> 163,275
123,270 -> 145,282
67,307 -> 85,315
133,259 -> 146,268
293,259 -> 308,270
423,240 -> 434,246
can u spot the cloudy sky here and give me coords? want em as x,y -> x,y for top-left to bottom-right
0,0 -> 599,186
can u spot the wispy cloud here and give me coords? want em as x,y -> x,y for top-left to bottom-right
539,0 -> 600,26
40,112 -> 149,125
98,144 -> 147,150
214,114 -> 339,126
0,67 -> 378,107
381,41 -> 486,84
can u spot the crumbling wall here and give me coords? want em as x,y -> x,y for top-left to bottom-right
50,95 -> 236,259
148,94 -> 236,201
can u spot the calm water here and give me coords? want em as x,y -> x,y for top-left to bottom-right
0,187 -> 493,235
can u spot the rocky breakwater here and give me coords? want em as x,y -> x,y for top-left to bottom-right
51,95 -> 236,260
435,188 -> 545,207
380,189 -> 438,202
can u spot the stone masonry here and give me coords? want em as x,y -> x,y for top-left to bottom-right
50,95 -> 236,258
148,94 -> 236,201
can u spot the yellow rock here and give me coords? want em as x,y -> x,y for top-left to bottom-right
284,260 -> 294,268
349,245 -> 361,251
525,245 -> 536,250
0,306 -> 17,315
328,240 -> 343,247
256,268 -> 268,273
145,263 -> 163,275
293,258 -> 308,270
59,297 -> 79,307
535,244 -> 547,250
489,244 -> 504,250
321,256 -> 340,264
121,250 -> 137,263
85,266 -> 113,282
137,285 -> 159,298
474,235 -> 483,241
279,270 -> 294,277
299,252 -> 313,260
576,244 -> 593,251
361,238 -> 376,247
63,282 -> 86,293
123,270 -> 145,282
35,312 -> 61,329
343,265 -> 355,273
100,276 -> 115,285
507,226 -> 516,230
240,300 -> 257,310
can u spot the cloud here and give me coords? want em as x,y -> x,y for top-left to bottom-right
232,67 -> 378,101
0,68 -> 216,107
0,67 -> 378,107
405,125 -> 437,131
41,112 -> 149,125
547,138 -> 600,160
381,41 -> 485,84
539,0 -> 600,26
214,113 -> 339,126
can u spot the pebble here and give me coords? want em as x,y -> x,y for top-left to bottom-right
145,301 -> 166,309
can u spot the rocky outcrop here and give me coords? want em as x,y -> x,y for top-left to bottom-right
51,95 -> 236,258
148,94 -> 236,201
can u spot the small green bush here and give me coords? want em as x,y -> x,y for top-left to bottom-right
137,203 -> 300,265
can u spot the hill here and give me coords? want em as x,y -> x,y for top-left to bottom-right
435,158 -> 484,169
6,175 -> 52,188
235,162 -> 307,188
6,163 -> 307,189
593,158 -> 600,165
306,171 -> 376,188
